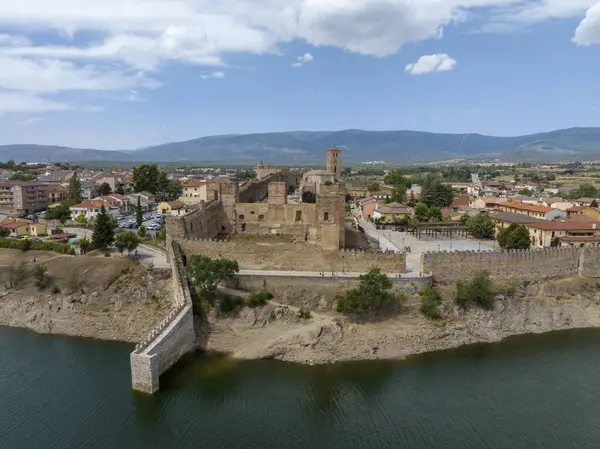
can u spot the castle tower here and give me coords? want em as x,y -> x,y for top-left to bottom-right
268,182 -> 287,205
316,182 -> 346,250
326,147 -> 342,179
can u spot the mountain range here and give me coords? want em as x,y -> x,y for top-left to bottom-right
2,127 -> 600,164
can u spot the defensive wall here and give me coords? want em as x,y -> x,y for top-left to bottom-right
422,246 -> 600,284
130,241 -> 195,394
178,238 -> 407,273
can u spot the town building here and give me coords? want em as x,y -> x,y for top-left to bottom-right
373,203 -> 413,222
500,201 -> 565,220
93,194 -> 130,214
0,181 -> 49,214
0,218 -> 46,237
489,211 -> 545,236
157,200 -> 187,216
69,200 -> 119,221
525,221 -> 600,248
47,183 -> 68,204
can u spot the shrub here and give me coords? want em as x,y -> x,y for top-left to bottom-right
0,238 -> 74,255
21,238 -> 31,252
297,308 -> 311,319
5,261 -> 28,289
419,288 -> 443,319
336,268 -> 396,315
247,291 -> 273,308
219,295 -> 244,313
33,264 -> 48,290
104,252 -> 111,257
67,270 -> 82,294
455,271 -> 495,310
51,285 -> 61,294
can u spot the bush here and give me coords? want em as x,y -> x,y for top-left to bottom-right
0,238 -> 75,255
247,291 -> 273,308
33,264 -> 48,290
336,268 -> 396,315
51,285 -> 61,294
419,288 -> 443,319
297,308 -> 311,319
5,261 -> 28,289
455,271 -> 495,310
219,295 -> 244,313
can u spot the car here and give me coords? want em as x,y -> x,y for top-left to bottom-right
128,223 -> 137,230
128,219 -> 136,224
118,223 -> 128,228
147,225 -> 159,231
20,235 -> 30,240
30,237 -> 42,242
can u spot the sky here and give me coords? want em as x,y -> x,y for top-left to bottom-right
0,0 -> 599,150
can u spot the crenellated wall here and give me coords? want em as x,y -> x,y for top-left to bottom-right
422,247 -> 587,283
130,241 -> 195,394
178,238 -> 406,273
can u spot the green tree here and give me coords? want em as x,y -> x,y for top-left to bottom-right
114,231 -> 141,255
0,228 -> 10,238
498,224 -> 531,249
92,205 -> 115,249
420,288 -> 443,319
136,196 -> 143,228
187,255 -> 239,302
390,184 -> 406,203
45,204 -> 71,224
421,176 -> 453,208
132,164 -> 160,193
369,183 -> 381,193
518,188 -> 533,196
138,225 -> 147,238
33,264 -> 48,290
384,196 -> 391,204
98,182 -> 112,196
414,203 -> 429,222
74,212 -> 88,225
466,213 -> 496,239
455,271 -> 495,310
591,199 -> 599,208
407,190 -> 417,207
115,184 -> 125,195
428,205 -> 442,222
336,268 -> 396,315
67,171 -> 82,205
79,238 -> 90,253
108,215 -> 118,230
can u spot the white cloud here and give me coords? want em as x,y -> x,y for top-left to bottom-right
0,34 -> 31,46
200,71 -> 226,80
0,91 -> 70,115
405,53 -> 457,75
292,52 -> 314,68
573,1 -> 600,45
18,117 -> 42,126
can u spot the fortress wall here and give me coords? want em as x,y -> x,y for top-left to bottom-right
580,247 -> 600,278
422,247 -> 581,283
166,200 -> 223,241
178,238 -> 406,273
130,241 -> 195,394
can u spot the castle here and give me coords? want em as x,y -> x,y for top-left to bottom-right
168,148 -> 346,250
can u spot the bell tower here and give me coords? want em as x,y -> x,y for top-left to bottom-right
326,147 -> 342,179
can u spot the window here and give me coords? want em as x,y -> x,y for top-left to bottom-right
239,214 -> 245,220
250,211 -> 255,215
241,223 -> 246,232
324,212 -> 329,222
258,215 -> 265,221
295,211 -> 302,222
214,191 -> 219,201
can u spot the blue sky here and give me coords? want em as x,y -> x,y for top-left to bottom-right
0,0 -> 599,150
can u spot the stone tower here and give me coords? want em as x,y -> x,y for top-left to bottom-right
316,182 -> 346,251
268,182 -> 287,205
326,147 -> 342,179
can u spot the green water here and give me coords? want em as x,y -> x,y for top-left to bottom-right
2,326 -> 600,448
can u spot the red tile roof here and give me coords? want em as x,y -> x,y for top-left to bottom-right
529,221 -> 598,231
502,201 -> 553,214
71,201 -> 104,209
0,218 -> 33,229
566,206 -> 587,212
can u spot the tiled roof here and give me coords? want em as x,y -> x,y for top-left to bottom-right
70,201 -> 104,209
528,221 -> 598,231
490,212 -> 545,224
502,201 -> 553,214
0,218 -> 33,229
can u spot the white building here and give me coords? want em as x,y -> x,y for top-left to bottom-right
69,200 -> 119,221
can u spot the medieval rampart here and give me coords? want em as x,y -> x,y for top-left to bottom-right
178,238 -> 406,273
130,241 -> 195,393
422,247 -> 585,283
166,199 -> 224,240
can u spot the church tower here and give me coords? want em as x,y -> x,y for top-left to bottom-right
326,147 -> 342,179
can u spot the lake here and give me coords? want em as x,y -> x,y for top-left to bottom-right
2,326 -> 600,448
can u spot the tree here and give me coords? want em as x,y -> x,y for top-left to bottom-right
68,171 -> 82,205
518,188 -> 533,196
136,196 -> 143,228
98,182 -> 112,196
92,205 -> 115,248
0,228 -> 10,238
498,223 -> 531,249
414,203 -> 429,222
187,255 -> 239,301
591,199 -> 599,208
390,184 -> 406,203
336,268 -> 396,315
384,170 -> 412,188
369,183 -> 380,193
466,213 -> 496,239
384,196 -> 391,204
420,288 -> 443,319
455,271 -> 494,310
45,204 -> 71,224
428,205 -> 442,222
108,215 -> 118,230
115,184 -> 125,195
33,264 -> 48,290
138,225 -> 147,238
114,231 -> 141,255
75,212 -> 88,225
421,176 -> 453,208
79,238 -> 90,253
407,190 -> 417,207
132,164 -> 160,193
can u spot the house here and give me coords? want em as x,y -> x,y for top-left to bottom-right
157,200 -> 186,216
127,191 -> 156,208
545,201 -> 574,211
406,185 -> 422,200
69,201 -> 119,221
359,197 -> 378,220
509,194 -> 537,205
572,198 -> 599,207
566,205 -> 587,218
47,183 -> 68,204
442,208 -> 462,221
558,235 -> 600,248
373,203 -> 413,222
525,221 -> 600,248
451,196 -> 470,211
581,207 -> 600,222
0,218 -> 47,237
80,183 -> 100,201
93,194 -> 130,214
470,196 -> 507,209
500,201 -> 565,220
180,179 -> 214,204
489,211 -> 545,236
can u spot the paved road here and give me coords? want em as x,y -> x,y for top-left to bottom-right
352,210 -> 399,253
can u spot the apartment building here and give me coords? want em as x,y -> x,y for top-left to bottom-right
0,181 -> 49,214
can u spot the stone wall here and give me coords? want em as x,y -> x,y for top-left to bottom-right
581,247 -> 600,277
130,241 -> 195,393
234,203 -> 318,240
422,247 -> 582,283
178,238 -> 406,273
166,200 -> 224,241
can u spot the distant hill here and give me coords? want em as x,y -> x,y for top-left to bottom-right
2,127 -> 600,163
